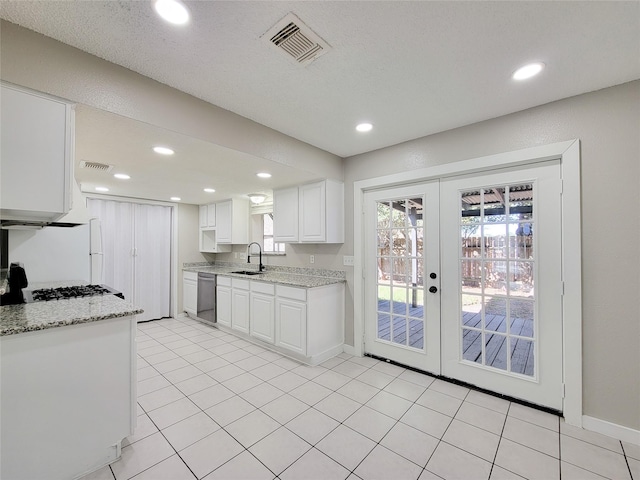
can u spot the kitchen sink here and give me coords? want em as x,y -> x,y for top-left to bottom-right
230,270 -> 264,275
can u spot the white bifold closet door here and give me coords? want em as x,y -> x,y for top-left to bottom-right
87,198 -> 172,322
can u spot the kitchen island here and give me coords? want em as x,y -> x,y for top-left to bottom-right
0,293 -> 142,480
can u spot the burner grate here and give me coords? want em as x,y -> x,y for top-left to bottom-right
30,285 -> 118,302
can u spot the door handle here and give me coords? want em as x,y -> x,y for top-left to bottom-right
429,286 -> 438,293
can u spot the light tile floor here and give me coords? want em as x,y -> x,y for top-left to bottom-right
81,317 -> 637,480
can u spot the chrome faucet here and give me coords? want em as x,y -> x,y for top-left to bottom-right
247,242 -> 265,271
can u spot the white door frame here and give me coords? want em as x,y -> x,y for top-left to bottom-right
353,139 -> 582,426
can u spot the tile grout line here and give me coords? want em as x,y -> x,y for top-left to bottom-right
620,441 -> 635,480
141,318 -> 345,478
559,415 -> 562,480
132,317 -> 570,480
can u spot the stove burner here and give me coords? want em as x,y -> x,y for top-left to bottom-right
28,285 -> 122,302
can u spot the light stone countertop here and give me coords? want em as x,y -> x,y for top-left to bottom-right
0,283 -> 143,337
0,268 -> 7,295
182,263 -> 346,288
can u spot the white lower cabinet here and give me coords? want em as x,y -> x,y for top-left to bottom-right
216,276 -> 232,327
215,275 -> 344,365
231,278 -> 250,334
275,286 -> 307,355
182,271 -> 197,317
250,282 -> 275,344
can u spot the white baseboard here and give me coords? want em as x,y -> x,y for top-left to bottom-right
342,344 -> 357,356
582,415 -> 640,446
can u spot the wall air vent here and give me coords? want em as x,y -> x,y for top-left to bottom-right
79,161 -> 113,173
262,13 -> 331,66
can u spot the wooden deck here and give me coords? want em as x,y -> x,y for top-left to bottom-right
377,301 -> 535,376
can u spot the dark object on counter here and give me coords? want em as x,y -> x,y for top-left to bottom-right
23,284 -> 124,303
0,263 -> 28,305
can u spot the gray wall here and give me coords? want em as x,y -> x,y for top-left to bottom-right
343,81 -> 640,431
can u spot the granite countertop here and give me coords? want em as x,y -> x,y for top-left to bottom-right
182,263 -> 346,288
0,292 -> 143,337
0,268 -> 7,295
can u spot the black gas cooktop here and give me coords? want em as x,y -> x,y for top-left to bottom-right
24,284 -> 124,303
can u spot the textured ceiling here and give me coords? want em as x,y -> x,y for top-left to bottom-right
1,1 -> 639,159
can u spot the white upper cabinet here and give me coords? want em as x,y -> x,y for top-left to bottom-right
199,204 -> 216,228
216,198 -> 249,244
274,179 -> 344,244
198,199 -> 247,252
1,84 -> 74,222
273,186 -> 299,242
207,203 -> 217,227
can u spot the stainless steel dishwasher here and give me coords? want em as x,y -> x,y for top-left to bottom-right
197,272 -> 216,324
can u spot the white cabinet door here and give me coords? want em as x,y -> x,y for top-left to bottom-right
199,204 -> 216,228
275,298 -> 307,355
216,199 -> 249,244
183,273 -> 197,316
199,205 -> 207,228
232,282 -> 250,334
250,292 -> 275,344
206,203 -> 216,227
216,200 -> 232,243
274,181 -> 343,244
299,181 -> 326,242
273,186 -> 299,242
1,84 -> 72,221
216,285 -> 232,327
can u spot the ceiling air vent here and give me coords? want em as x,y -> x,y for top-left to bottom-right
263,13 -> 330,66
79,161 -> 113,173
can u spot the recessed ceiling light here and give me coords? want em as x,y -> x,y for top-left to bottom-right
356,123 -> 373,132
204,188 -> 215,193
256,172 -> 272,179
95,187 -> 109,192
170,196 -> 181,201
512,62 -> 545,80
114,173 -> 130,180
153,0 -> 190,25
153,146 -> 175,155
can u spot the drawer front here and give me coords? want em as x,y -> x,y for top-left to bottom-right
276,285 -> 307,302
232,278 -> 250,290
217,276 -> 232,287
183,271 -> 197,281
251,281 -> 275,295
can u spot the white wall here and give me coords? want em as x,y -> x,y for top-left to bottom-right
343,81 -> 640,431
9,225 -> 91,283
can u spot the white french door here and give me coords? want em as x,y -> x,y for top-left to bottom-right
363,161 -> 564,410
440,162 -> 563,409
364,182 -> 441,373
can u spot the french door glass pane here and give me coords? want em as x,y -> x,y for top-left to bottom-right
462,328 -> 482,364
378,313 -> 390,341
459,184 -> 536,377
376,197 -> 425,351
